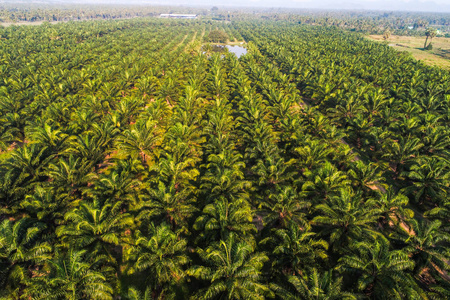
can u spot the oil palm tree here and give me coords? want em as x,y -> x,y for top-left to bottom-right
347,161 -> 386,193
200,149 -> 250,205
46,155 -> 95,198
56,199 -> 134,265
87,168 -> 139,208
338,237 -> 421,299
425,200 -> 450,231
400,219 -> 450,278
375,188 -> 413,229
401,157 -> 449,205
312,188 -> 382,252
188,234 -> 272,300
301,162 -> 351,203
25,250 -> 114,300
27,122 -> 70,153
0,218 -> 52,296
294,139 -> 333,170
137,180 -> 196,230
115,118 -> 161,165
193,197 -> 256,244
381,136 -> 424,176
65,132 -> 112,170
259,185 -> 311,229
252,148 -> 295,186
261,223 -> 328,276
127,286 -> 153,300
20,185 -> 71,231
0,144 -> 52,212
271,269 -> 357,300
155,150 -> 200,192
127,222 -> 189,299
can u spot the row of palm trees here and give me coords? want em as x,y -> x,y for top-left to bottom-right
239,19 -> 450,293
0,18 -> 449,299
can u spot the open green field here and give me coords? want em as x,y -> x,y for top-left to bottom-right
367,34 -> 450,69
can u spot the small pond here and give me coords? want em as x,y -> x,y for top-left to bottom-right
225,45 -> 247,58
202,44 -> 248,58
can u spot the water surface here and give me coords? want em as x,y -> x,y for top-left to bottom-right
226,45 -> 247,58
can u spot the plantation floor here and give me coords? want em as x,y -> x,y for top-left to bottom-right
367,35 -> 450,69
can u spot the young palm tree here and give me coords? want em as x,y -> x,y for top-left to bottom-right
188,234 -> 272,300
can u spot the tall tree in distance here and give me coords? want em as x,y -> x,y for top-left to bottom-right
207,30 -> 229,43
424,27 -> 437,49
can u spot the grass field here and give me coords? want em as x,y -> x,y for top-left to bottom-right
367,35 -> 450,69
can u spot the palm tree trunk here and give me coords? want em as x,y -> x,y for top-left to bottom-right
424,36 -> 428,49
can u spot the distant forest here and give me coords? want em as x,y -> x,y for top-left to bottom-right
1,3 -> 450,36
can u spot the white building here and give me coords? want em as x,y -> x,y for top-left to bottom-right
160,14 -> 197,19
